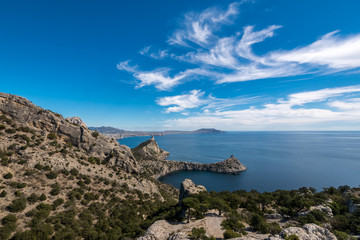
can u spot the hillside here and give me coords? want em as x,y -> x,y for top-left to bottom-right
0,93 -> 178,239
1,92 -> 360,240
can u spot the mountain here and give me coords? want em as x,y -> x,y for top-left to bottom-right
89,126 -> 225,139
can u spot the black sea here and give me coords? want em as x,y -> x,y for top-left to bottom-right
119,132 -> 360,192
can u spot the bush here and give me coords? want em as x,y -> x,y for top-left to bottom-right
46,171 -> 58,179
50,183 -> 61,196
47,132 -> 57,140
34,163 -> 43,170
39,193 -> 47,201
189,227 -> 207,240
0,190 -> 7,198
250,214 -> 268,233
70,168 -> 79,176
52,198 -> 64,210
223,229 -> 242,239
0,124 -> 5,130
8,198 -> 27,212
333,230 -> 357,240
91,131 -> 99,138
5,128 -> 16,134
284,234 -> 300,240
0,214 -> 17,240
27,193 -> 39,204
3,172 -> 13,179
9,182 -> 27,189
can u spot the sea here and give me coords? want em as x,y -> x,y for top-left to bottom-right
119,132 -> 360,193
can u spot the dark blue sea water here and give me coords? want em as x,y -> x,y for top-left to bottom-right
119,132 -> 360,192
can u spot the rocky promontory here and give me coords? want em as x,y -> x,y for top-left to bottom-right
131,136 -> 247,179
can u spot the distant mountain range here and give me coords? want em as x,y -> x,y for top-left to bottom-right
88,126 -> 225,139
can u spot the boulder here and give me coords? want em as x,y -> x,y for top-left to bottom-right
179,179 -> 207,202
279,223 -> 337,240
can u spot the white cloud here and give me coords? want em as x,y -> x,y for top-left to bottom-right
156,90 -> 258,113
119,2 -> 360,90
329,98 -> 360,110
117,61 -> 206,90
271,31 -> 360,69
156,90 -> 205,113
162,85 -> 360,130
168,2 -> 240,47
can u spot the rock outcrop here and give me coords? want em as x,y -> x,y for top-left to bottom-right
66,116 -> 88,129
274,223 -> 337,240
0,92 -> 138,173
179,179 -> 207,202
132,136 -> 169,161
132,137 -> 247,179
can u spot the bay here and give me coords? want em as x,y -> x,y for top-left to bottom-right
119,132 -> 360,192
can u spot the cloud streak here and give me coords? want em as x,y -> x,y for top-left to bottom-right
161,85 -> 360,130
118,2 -> 360,90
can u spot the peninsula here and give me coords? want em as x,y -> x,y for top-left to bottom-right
89,126 -> 225,139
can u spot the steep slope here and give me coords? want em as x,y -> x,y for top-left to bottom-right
0,93 -> 178,239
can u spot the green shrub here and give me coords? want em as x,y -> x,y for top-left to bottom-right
8,198 -> 27,212
223,229 -> 242,239
189,227 -> 207,240
3,172 -> 13,179
34,163 -> 43,170
333,230 -> 357,240
9,182 -> 27,189
39,193 -> 47,201
52,198 -> 64,210
46,171 -> 58,179
70,168 -> 79,176
5,128 -> 16,134
0,124 -> 5,130
47,132 -> 57,140
0,190 -> 7,198
27,193 -> 39,204
50,183 -> 61,195
284,234 -> 300,240
91,131 -> 99,138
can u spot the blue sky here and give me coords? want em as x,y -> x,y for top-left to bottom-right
1,0 -> 360,130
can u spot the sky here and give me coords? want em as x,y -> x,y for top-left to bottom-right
1,0 -> 360,131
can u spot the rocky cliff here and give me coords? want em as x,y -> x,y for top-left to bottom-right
0,92 -> 138,173
131,137 -> 247,179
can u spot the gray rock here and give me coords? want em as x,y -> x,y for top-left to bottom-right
179,179 -> 207,201
66,116 -> 88,128
280,223 -> 337,240
0,92 -> 138,174
264,213 -> 283,219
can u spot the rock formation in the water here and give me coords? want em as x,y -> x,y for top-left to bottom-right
131,137 -> 247,178
179,179 -> 207,202
132,136 -> 169,161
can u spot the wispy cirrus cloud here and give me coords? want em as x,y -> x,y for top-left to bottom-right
156,90 -> 205,113
117,61 -> 209,90
118,1 -> 360,92
168,2 -> 240,47
161,85 -> 360,130
156,89 -> 259,113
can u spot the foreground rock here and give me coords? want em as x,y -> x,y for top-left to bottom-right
271,223 -> 337,240
179,179 -> 207,202
137,213 -> 225,240
132,137 -> 247,178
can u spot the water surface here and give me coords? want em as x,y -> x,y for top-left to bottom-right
120,132 -> 360,192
